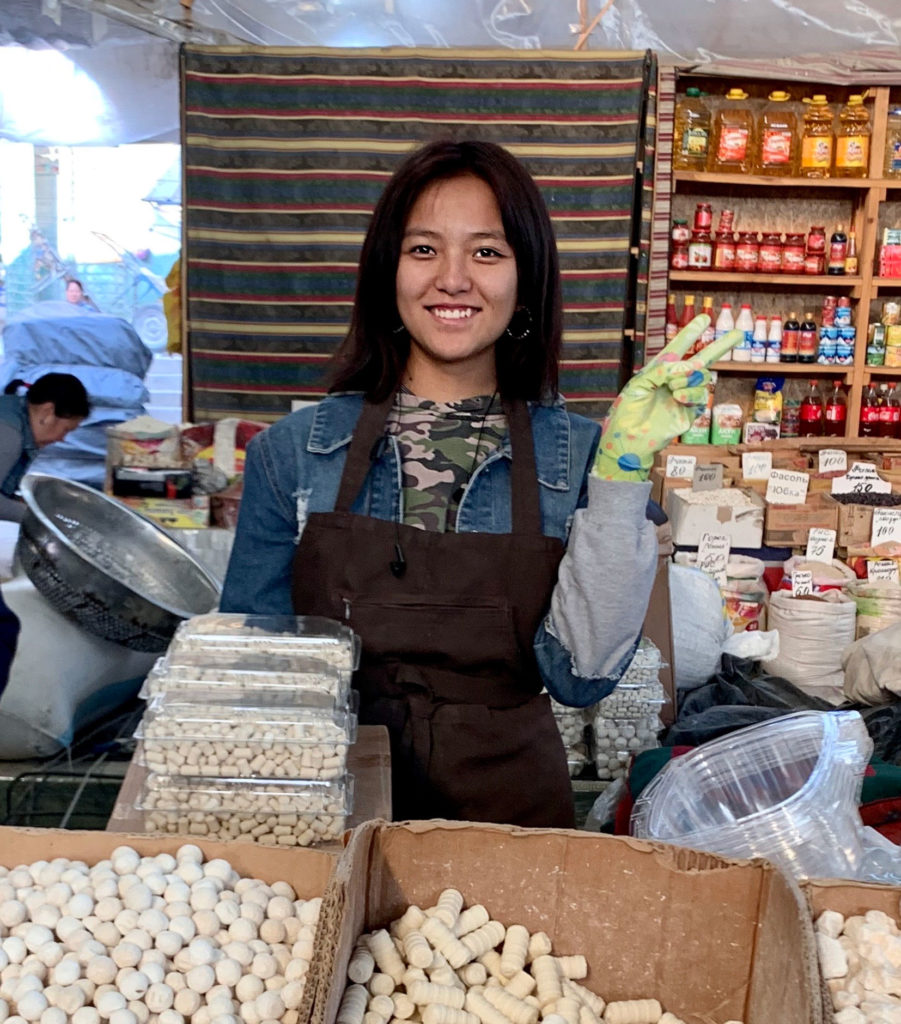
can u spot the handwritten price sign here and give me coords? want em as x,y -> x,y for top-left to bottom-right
666,454 -> 697,480
697,532 -> 729,586
871,508 -> 901,547
868,559 -> 901,583
791,570 -> 814,596
819,449 -> 848,475
806,527 -> 836,564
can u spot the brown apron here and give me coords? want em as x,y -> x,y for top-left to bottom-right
291,394 -> 575,827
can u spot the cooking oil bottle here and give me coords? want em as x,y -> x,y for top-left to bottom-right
673,87 -> 712,171
799,95 -> 835,178
755,90 -> 798,175
708,88 -> 754,174
884,104 -> 901,178
833,94 -> 871,178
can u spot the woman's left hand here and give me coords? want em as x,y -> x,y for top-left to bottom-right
592,315 -> 742,481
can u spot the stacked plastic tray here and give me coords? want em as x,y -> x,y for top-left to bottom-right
133,613 -> 359,846
592,640 -> 667,782
549,699 -> 592,778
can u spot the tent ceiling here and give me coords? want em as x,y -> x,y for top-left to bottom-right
2,0 -> 901,145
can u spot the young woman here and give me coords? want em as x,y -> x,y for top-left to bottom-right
0,374 -> 91,522
220,140 -> 736,826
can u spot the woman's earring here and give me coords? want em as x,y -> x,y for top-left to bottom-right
503,306 -> 533,341
391,322 -> 407,336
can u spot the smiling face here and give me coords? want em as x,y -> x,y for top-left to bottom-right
396,174 -> 518,401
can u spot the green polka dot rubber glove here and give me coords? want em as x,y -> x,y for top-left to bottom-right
593,315 -> 743,482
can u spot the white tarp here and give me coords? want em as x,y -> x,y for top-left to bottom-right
3,0 -> 901,146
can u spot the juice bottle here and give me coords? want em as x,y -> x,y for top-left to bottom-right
709,88 -> 754,174
827,224 -> 848,275
799,95 -> 835,178
673,88 -> 712,171
833,95 -> 871,178
782,311 -> 800,362
884,105 -> 901,179
799,381 -> 824,436
756,90 -> 798,175
798,312 -> 818,363
859,383 -> 880,437
823,383 -> 847,437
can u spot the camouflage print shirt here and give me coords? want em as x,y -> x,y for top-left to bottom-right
386,389 -> 507,532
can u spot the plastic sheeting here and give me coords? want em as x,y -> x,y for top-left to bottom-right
6,0 -> 901,146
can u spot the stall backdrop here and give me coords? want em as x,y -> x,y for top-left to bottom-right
181,46 -> 656,422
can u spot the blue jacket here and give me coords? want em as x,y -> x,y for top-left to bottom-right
0,394 -> 36,498
221,391 -> 652,705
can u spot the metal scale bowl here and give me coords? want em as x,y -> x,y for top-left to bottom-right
16,474 -> 221,653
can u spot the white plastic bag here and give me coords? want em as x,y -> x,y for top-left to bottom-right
763,590 -> 857,705
668,563 -> 732,690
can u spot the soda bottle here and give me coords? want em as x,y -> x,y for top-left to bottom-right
665,292 -> 679,342
859,382 -> 880,437
798,312 -> 819,363
833,95 -> 871,178
732,303 -> 754,362
800,95 -> 835,178
756,90 -> 798,175
799,380 -> 824,436
709,88 -> 754,174
823,382 -> 848,437
673,88 -> 712,172
877,382 -> 901,438
714,303 -> 735,362
782,311 -> 800,362
886,382 -> 901,438
766,315 -> 783,363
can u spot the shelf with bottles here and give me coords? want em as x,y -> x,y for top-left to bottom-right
673,172 -> 877,190
708,361 -> 854,377
670,271 -> 862,287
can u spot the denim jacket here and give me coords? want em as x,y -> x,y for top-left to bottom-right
221,392 -> 656,706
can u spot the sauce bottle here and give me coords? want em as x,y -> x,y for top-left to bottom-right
833,95 -> 871,178
859,383 -> 880,437
709,88 -> 754,174
799,380 -> 824,436
823,383 -> 847,437
844,231 -> 859,275
680,294 -> 697,327
756,90 -> 798,175
800,95 -> 835,178
782,311 -> 800,362
798,312 -> 819,363
699,296 -> 716,352
673,88 -> 712,172
665,292 -> 679,342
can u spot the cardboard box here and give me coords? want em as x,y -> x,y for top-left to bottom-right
827,493 -> 901,549
117,495 -> 210,528
666,487 -> 765,548
764,492 -> 840,548
312,821 -> 825,1024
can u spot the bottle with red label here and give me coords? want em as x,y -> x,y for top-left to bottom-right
680,294 -> 696,328
877,382 -> 901,438
665,292 -> 679,343
799,380 -> 825,436
798,312 -> 819,363
827,224 -> 848,275
709,88 -> 754,173
782,311 -> 800,362
859,383 -> 880,437
756,90 -> 799,175
823,382 -> 848,437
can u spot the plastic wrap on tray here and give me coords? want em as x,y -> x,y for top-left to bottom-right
134,699 -> 357,779
137,772 -> 353,846
549,697 -> 593,778
593,640 -> 667,781
170,613 -> 360,670
140,650 -> 353,704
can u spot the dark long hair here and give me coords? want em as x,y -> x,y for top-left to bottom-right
330,140 -> 562,404
4,373 -> 91,419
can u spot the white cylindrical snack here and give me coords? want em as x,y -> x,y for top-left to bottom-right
482,983 -> 539,1024
459,923 -> 505,963
407,982 -> 466,1010
600,1000 -> 661,1024
337,985 -> 369,1024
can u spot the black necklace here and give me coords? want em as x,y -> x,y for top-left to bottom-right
451,391 -> 498,505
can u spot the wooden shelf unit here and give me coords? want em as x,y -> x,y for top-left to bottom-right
670,76 -> 901,438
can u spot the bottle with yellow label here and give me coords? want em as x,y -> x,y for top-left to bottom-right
755,90 -> 798,176
833,94 -> 871,178
799,95 -> 835,178
708,88 -> 754,174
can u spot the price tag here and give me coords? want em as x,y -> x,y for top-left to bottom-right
697,532 -> 730,585
806,527 -> 836,564
666,454 -> 697,480
819,449 -> 848,475
742,451 -> 773,480
765,469 -> 810,506
831,461 -> 893,495
791,570 -> 814,596
692,463 -> 724,491
868,559 -> 901,583
871,508 -> 901,546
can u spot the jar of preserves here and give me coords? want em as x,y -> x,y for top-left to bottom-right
804,253 -> 823,275
713,230 -> 736,271
693,202 -> 713,230
687,229 -> 713,268
782,232 -> 806,273
735,231 -> 760,273
807,225 -> 827,254
758,232 -> 783,273
671,219 -> 691,244
670,242 -> 689,270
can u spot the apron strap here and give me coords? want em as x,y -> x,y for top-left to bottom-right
334,392 -> 543,536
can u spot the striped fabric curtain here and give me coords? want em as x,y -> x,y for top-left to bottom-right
182,46 -> 657,423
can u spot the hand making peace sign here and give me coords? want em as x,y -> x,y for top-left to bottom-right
593,315 -> 744,482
